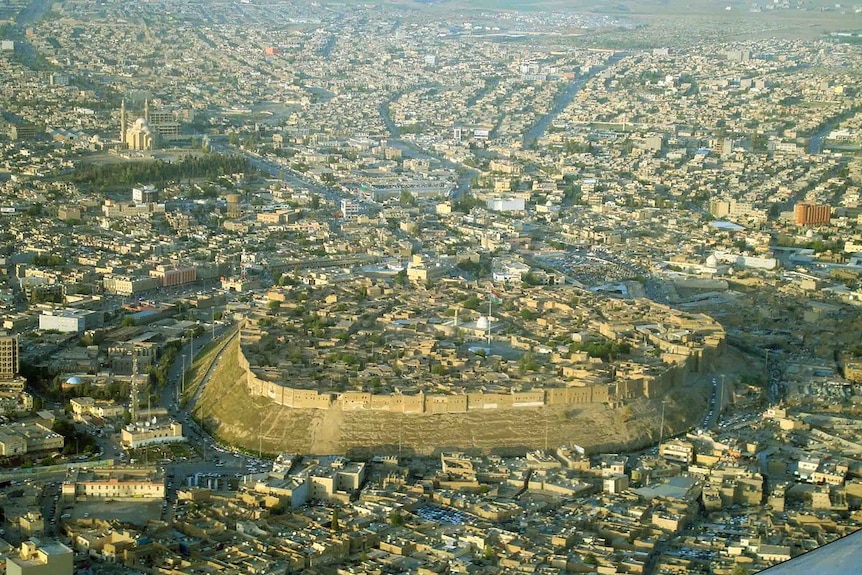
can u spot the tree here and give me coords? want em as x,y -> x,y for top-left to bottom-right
388,510 -> 404,526
518,351 -> 537,374
519,308 -> 537,321
461,295 -> 482,310
482,545 -> 497,561
430,363 -> 447,376
399,190 -> 416,207
751,133 -> 768,153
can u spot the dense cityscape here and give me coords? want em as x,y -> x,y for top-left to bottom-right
0,0 -> 861,573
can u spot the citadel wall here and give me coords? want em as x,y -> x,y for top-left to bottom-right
235,329 -> 723,414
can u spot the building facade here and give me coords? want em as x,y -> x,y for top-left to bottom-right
120,420 -> 185,448
0,335 -> 20,377
0,422 -> 64,456
102,275 -> 160,297
794,202 -> 831,226
39,309 -> 102,333
149,265 -> 196,288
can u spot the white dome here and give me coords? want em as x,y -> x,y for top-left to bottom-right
476,316 -> 490,330
129,117 -> 153,135
705,254 -> 719,267
65,376 -> 82,385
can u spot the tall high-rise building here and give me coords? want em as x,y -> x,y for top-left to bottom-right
226,193 -> 242,219
340,199 -> 359,220
0,335 -> 19,378
794,202 -> 831,226
0,335 -> 26,400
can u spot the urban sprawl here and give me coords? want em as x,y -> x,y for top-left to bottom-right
0,0 -> 861,574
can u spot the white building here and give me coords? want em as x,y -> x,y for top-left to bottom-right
120,419 -> 185,448
38,308 -> 100,333
659,439 -> 695,464
486,197 -> 526,212
132,184 -> 158,203
340,199 -> 359,220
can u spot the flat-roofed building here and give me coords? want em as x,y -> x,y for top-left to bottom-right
660,439 -> 695,464
9,123 -> 38,141
0,421 -> 63,455
0,336 -> 26,403
70,397 -> 125,420
7,540 -> 73,575
0,429 -> 26,456
103,275 -> 159,297
149,264 -> 196,288
302,456 -> 368,503
132,185 -> 158,203
120,419 -> 184,448
0,335 -> 20,377
38,308 -> 102,333
795,201 -> 831,226
62,467 -> 165,500
251,475 -> 310,509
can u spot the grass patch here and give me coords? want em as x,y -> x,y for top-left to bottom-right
188,337 -> 266,440
181,327 -> 239,403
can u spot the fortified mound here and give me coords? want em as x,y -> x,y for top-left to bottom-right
192,281 -> 726,456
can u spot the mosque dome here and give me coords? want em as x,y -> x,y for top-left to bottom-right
126,117 -> 155,150
130,117 -> 152,133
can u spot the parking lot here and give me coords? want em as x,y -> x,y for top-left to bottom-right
415,505 -> 469,525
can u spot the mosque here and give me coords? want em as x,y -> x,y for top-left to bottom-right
119,99 -> 184,151
119,99 -> 157,151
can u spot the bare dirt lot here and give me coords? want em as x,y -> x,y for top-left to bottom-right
66,499 -> 161,526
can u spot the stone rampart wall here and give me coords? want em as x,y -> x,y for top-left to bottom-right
236,322 -> 724,414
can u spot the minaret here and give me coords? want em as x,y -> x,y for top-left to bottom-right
119,99 -> 126,145
144,98 -> 149,122
130,348 -> 139,423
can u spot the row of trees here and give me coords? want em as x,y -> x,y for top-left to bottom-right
149,339 -> 183,388
570,339 -> 632,362
68,154 -> 256,190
